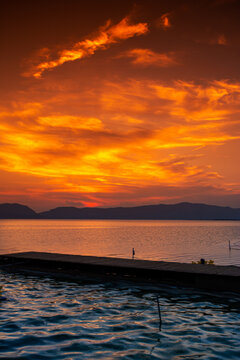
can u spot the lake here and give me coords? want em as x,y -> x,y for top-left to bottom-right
0,219 -> 240,266
1,220 -> 240,359
1,270 -> 240,359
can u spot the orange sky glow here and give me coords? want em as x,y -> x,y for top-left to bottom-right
1,0 -> 240,211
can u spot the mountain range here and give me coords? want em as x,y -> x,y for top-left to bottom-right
1,202 -> 240,220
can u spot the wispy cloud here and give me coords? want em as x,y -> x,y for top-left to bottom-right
119,48 -> 177,67
195,33 -> 227,46
155,13 -> 172,29
1,79 -> 240,208
217,34 -> 227,45
24,17 -> 148,78
38,115 -> 103,131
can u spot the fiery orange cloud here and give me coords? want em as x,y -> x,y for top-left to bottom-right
2,0 -> 240,211
1,79 -> 240,209
38,115 -> 103,131
119,48 -> 177,66
25,17 -> 148,78
156,13 -> 172,29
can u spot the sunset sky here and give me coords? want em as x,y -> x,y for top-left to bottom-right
1,0 -> 240,211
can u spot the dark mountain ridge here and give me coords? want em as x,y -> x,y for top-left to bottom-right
39,202 -> 240,220
1,202 -> 240,220
0,203 -> 37,219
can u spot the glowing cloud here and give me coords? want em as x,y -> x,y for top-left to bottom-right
1,78 -> 240,209
156,13 -> 172,29
2,0 -> 240,210
38,115 -> 103,130
26,17 -> 148,78
120,48 -> 177,66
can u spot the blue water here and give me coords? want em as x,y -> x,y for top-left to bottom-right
0,271 -> 239,359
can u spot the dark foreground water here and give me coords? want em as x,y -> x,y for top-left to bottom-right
0,271 -> 239,359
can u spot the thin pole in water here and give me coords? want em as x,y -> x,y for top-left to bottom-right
229,240 -> 231,251
156,296 -> 162,331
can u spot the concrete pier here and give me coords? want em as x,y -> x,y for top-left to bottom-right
0,252 -> 239,293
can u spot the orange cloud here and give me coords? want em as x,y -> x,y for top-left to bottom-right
217,34 -> 227,45
38,115 -> 103,130
1,79 -> 240,209
196,33 -> 227,46
25,17 -> 148,78
156,13 -> 172,29
120,48 -> 177,67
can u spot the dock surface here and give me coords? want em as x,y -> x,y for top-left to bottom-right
0,252 -> 239,292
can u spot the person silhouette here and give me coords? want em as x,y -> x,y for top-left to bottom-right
132,248 -> 135,259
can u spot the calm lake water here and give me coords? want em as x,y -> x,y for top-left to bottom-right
0,219 -> 240,266
1,220 -> 240,359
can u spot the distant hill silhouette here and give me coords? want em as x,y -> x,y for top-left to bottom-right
0,203 -> 37,219
38,202 -> 240,220
1,202 -> 240,220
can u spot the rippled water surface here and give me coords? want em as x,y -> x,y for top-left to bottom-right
0,219 -> 240,265
0,271 -> 239,359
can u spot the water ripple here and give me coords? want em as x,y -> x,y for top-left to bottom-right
0,271 -> 239,359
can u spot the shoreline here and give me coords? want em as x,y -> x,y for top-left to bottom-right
1,251 -> 240,293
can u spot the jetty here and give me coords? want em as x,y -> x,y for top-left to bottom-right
0,252 -> 239,293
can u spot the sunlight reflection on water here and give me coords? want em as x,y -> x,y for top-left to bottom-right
0,219 -> 240,266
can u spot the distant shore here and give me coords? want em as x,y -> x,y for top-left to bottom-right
1,202 -> 240,220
